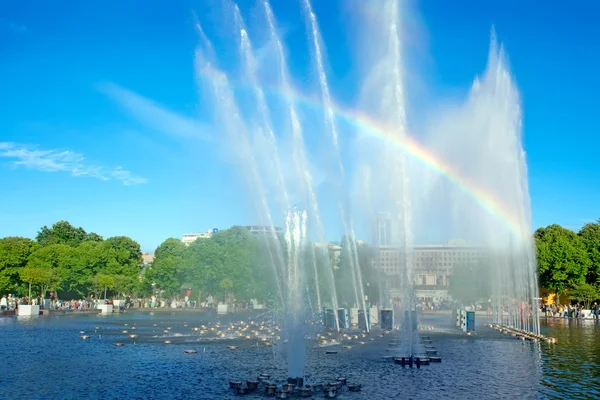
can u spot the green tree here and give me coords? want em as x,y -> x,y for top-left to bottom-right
85,232 -> 104,243
449,263 -> 490,305
20,267 -> 55,300
569,282 -> 599,309
103,236 -> 143,274
219,277 -> 233,303
61,241 -> 123,296
26,244 -> 71,296
112,274 -> 136,297
0,237 -> 39,293
211,227 -> 265,302
183,237 -> 222,300
36,220 -> 88,247
579,219 -> 600,284
144,238 -> 186,297
92,274 -> 115,300
356,242 -> 379,302
535,224 -> 591,303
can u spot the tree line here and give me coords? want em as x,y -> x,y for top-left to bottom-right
535,219 -> 600,305
2,218 -> 599,305
0,221 -> 142,299
141,226 -> 274,304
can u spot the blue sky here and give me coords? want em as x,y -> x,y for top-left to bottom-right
1,0 -> 598,252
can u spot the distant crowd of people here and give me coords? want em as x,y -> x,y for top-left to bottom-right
542,303 -> 599,319
0,294 -> 118,312
0,292 -> 263,314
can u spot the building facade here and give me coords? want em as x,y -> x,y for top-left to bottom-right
314,242 -> 342,271
182,231 -> 214,245
141,253 -> 155,265
376,240 -> 486,302
237,225 -> 283,237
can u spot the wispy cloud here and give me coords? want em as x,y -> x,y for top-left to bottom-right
99,82 -> 211,141
0,142 -> 147,186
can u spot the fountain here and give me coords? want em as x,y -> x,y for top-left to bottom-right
283,207 -> 308,381
193,0 -> 540,381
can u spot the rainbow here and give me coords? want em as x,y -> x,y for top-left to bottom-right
198,68 -> 525,237
283,89 -> 526,238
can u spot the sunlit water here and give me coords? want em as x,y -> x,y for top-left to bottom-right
0,313 -> 596,399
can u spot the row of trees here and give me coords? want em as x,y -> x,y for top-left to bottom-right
0,221 -> 142,299
2,217 -> 599,306
535,219 -> 600,305
141,226 -> 273,303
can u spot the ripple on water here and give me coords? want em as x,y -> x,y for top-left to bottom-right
0,313 -> 597,399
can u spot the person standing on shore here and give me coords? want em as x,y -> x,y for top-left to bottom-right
0,295 -> 7,311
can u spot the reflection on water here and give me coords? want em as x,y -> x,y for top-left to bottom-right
539,318 -> 600,399
0,313 -> 597,399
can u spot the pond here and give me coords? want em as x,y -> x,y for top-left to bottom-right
0,311 -> 597,399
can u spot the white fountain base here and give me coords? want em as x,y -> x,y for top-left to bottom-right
18,305 -> 40,316
217,304 -> 229,315
97,304 -> 113,314
369,307 -> 379,324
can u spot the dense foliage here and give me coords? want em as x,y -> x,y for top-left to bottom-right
141,226 -> 274,304
535,219 -> 600,303
2,217 -> 600,305
0,221 -> 142,299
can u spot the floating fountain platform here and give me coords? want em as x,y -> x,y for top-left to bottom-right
229,380 -> 243,389
236,386 -> 249,395
265,383 -> 277,395
230,375 -> 362,397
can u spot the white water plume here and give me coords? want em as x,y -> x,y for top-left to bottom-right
303,0 -> 369,330
193,0 -> 540,375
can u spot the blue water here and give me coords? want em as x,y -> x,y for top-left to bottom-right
0,312 -> 597,399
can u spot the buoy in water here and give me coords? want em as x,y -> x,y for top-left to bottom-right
229,380 -> 242,389
265,384 -> 277,395
227,345 -> 238,350
348,383 -> 362,392
164,340 -> 173,344
113,343 -> 125,347
236,386 -> 249,395
184,349 -> 197,354
80,335 -> 91,340
129,334 -> 138,339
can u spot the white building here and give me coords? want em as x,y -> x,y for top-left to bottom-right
376,240 -> 486,302
314,242 -> 342,271
182,231 -> 214,245
237,225 -> 283,236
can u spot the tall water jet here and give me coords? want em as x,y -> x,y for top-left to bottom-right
302,0 -> 369,330
263,0 -> 339,322
194,2 -> 541,383
352,0 -> 420,353
422,28 -> 540,334
283,208 -> 308,380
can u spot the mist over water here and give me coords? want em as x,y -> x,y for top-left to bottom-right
193,0 -> 539,375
